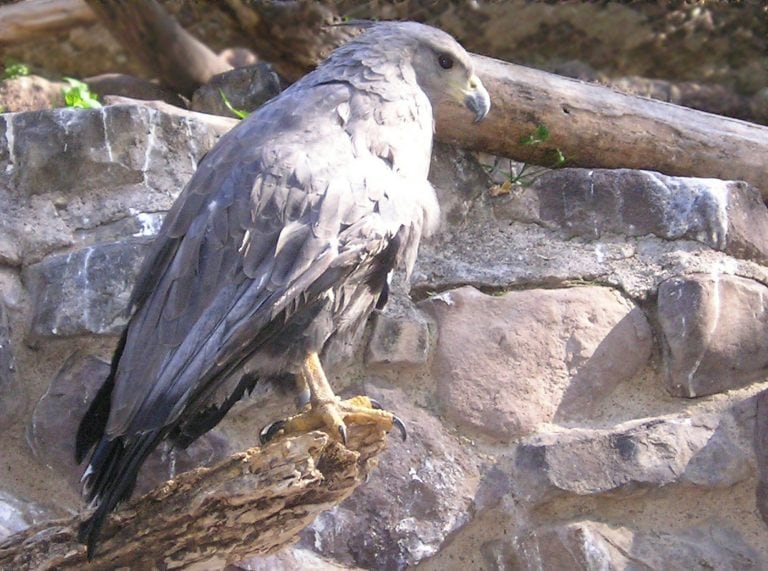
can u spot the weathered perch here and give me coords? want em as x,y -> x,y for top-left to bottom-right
0,426 -> 387,570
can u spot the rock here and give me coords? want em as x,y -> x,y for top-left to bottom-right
682,404 -> 755,489
191,63 -> 282,118
0,300 -> 20,431
301,384 -> 478,570
0,104 -> 226,264
493,169 -> 768,265
0,232 -> 21,267
658,274 -> 768,398
0,75 -> 66,113
0,490 -> 53,541
365,312 -> 430,367
428,142 -> 492,228
419,286 -> 651,440
85,73 -> 187,108
512,520 -> 762,570
29,353 -> 231,495
513,413 -> 752,505
756,388 -> 768,526
23,238 -> 149,337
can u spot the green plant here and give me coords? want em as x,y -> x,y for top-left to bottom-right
488,124 -> 566,194
62,78 -> 102,109
219,89 -> 249,119
519,123 -> 551,146
2,61 -> 30,80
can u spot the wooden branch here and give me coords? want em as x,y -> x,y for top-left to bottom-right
0,427 -> 387,570
83,0 -> 232,96
437,55 -> 768,197
0,0 -> 96,46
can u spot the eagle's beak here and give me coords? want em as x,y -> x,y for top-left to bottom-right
463,74 -> 490,122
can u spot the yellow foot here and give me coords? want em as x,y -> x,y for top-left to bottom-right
259,395 -> 407,445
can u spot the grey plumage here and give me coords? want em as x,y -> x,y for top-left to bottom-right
75,21 -> 490,555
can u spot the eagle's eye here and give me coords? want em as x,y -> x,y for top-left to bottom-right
438,54 -> 454,70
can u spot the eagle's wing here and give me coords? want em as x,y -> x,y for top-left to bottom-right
102,81 -> 431,440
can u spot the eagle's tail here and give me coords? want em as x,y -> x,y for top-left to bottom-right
78,431 -> 162,559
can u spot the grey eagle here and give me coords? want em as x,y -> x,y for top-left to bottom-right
75,21 -> 490,554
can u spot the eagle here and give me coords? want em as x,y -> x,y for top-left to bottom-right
75,21 -> 490,555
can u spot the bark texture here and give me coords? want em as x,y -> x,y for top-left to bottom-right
0,427 -> 386,570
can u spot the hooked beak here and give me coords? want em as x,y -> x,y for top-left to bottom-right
463,74 -> 490,122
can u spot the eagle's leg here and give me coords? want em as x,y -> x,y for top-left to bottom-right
260,352 -> 405,445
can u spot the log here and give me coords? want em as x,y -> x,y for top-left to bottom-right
0,0 -> 96,45
0,426 -> 387,570
437,55 -> 768,196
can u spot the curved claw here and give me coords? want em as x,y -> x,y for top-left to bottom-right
393,415 -> 407,442
367,398 -> 407,441
338,423 -> 348,446
369,398 -> 383,410
259,419 -> 286,445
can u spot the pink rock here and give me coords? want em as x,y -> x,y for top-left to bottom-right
420,286 -> 651,440
513,520 -> 761,570
658,274 -> 768,397
365,313 -> 429,367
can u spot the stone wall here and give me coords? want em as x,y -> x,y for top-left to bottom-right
2,103 -> 768,569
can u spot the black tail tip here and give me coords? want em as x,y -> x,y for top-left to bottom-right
78,512 -> 103,560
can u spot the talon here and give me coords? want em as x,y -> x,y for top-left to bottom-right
360,397 -> 406,441
393,415 -> 407,442
259,419 -> 286,445
263,353 -> 406,447
295,387 -> 310,408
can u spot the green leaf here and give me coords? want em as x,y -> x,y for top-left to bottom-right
519,124 -> 550,146
62,78 -> 102,109
2,61 -> 30,80
547,148 -> 567,168
533,124 -> 550,141
219,89 -> 249,119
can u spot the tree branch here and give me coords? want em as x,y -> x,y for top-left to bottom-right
0,427 -> 387,570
